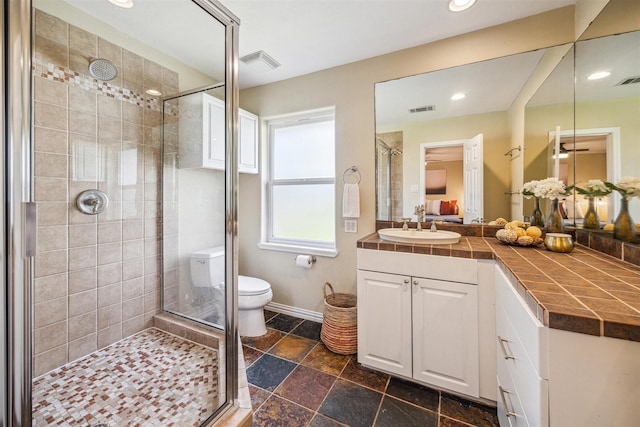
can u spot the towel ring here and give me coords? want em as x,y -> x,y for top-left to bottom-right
343,166 -> 361,184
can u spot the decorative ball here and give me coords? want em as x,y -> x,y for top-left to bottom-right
526,226 -> 542,239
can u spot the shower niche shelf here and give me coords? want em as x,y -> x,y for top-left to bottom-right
178,92 -> 258,174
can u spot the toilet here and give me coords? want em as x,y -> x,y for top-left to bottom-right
190,246 -> 273,337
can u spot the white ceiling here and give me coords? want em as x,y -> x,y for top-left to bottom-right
62,0 -> 577,90
226,0 -> 576,89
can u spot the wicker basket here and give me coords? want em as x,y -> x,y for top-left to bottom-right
321,282 -> 357,355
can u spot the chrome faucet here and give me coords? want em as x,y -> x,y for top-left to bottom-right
414,204 -> 424,231
401,218 -> 411,231
430,221 -> 437,232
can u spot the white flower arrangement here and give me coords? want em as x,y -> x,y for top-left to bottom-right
522,177 -> 570,200
570,179 -> 612,198
606,177 -> 640,199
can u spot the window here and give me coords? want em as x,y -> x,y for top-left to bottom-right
259,108 -> 336,256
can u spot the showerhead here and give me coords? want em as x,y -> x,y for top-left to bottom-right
88,58 -> 118,81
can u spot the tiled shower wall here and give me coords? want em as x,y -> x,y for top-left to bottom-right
376,131 -> 403,220
32,9 -> 179,377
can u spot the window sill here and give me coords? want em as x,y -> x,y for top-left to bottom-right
257,242 -> 338,258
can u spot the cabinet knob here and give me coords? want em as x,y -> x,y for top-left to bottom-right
413,280 -> 419,286
403,279 -> 410,284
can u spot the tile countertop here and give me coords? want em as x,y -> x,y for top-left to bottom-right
357,233 -> 640,343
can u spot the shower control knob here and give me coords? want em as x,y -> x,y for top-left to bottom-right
76,189 -> 109,215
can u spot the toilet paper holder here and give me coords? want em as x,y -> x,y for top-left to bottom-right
294,255 -> 316,268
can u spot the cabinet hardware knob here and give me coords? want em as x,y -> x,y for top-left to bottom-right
413,280 -> 419,286
498,386 -> 518,418
403,279 -> 410,284
497,336 -> 515,360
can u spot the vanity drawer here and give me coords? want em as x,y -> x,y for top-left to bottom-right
497,359 -> 528,427
497,300 -> 549,427
495,266 -> 547,377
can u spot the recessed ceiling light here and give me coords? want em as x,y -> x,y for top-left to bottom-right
146,89 -> 162,96
449,0 -> 477,12
108,0 -> 134,9
451,93 -> 466,100
587,71 -> 611,80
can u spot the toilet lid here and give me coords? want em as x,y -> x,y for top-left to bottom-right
238,275 -> 271,296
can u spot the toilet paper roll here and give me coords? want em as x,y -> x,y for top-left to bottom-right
295,255 -> 314,269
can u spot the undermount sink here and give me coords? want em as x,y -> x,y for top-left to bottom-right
377,228 -> 462,244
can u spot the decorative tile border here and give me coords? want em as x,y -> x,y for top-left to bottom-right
32,57 -> 163,113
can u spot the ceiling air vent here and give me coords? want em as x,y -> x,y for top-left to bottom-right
240,50 -> 281,71
616,76 -> 640,86
409,105 -> 436,113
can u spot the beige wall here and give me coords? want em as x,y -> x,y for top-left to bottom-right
238,7 -> 576,314
425,161 -> 464,209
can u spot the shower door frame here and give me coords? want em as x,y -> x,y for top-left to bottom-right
3,0 -> 241,424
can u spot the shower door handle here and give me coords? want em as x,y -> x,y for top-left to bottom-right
76,189 -> 109,215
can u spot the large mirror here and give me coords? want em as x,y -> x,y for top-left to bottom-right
375,50 -> 548,223
574,29 -> 640,224
523,0 -> 640,226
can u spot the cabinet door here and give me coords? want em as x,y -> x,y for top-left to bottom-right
412,277 -> 479,397
202,94 -> 225,169
357,270 -> 412,377
238,109 -> 258,174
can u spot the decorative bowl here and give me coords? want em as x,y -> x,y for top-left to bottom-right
544,233 -> 574,253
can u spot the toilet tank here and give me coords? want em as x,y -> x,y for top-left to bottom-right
190,246 -> 225,288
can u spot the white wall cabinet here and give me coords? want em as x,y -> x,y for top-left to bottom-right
495,265 -> 640,427
179,93 -> 258,173
357,249 -> 494,400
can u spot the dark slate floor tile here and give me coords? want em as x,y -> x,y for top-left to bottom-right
248,385 -> 271,412
309,413 -> 349,427
439,415 -> 471,427
291,319 -> 323,341
246,353 -> 296,392
242,345 -> 263,367
385,376 -> 440,411
241,328 -> 282,352
440,392 -> 499,427
275,365 -> 337,411
252,394 -> 314,427
266,313 -> 305,332
340,357 -> 389,392
318,378 -> 383,427
374,396 -> 438,427
268,334 -> 317,363
264,309 -> 278,321
301,343 -> 350,376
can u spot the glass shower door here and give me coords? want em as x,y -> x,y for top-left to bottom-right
23,0 -> 238,424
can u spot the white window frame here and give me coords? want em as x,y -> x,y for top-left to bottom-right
258,107 -> 338,257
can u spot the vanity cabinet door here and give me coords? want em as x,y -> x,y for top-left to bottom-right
412,277 -> 479,397
357,270 -> 412,377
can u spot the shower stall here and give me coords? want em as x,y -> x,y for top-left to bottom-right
375,133 -> 404,221
3,0 -> 241,425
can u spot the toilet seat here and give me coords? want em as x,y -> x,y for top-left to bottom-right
239,275 -> 271,296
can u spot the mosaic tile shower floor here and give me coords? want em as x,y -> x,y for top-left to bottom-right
245,311 -> 498,427
32,328 -> 218,426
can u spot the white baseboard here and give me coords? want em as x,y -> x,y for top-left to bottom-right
265,302 -> 323,323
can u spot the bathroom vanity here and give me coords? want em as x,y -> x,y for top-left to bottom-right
356,247 -> 497,401
357,228 -> 640,426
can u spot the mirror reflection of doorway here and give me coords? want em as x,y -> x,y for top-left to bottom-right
420,134 -> 483,224
549,127 -> 620,225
